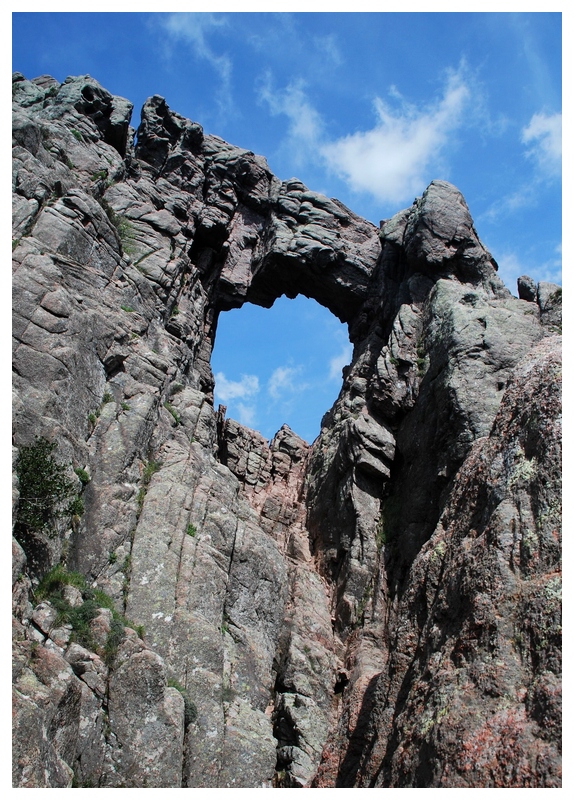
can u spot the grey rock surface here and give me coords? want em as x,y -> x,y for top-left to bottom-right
12,73 -> 561,788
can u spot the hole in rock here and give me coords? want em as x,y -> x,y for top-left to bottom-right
211,295 -> 352,444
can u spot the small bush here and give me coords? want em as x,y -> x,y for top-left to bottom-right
186,524 -> 197,537
68,496 -> 85,517
102,391 -> 114,404
121,304 -> 135,313
103,617 -> 126,667
71,129 -> 83,142
121,402 -> 130,411
168,679 -> 198,726
74,467 -> 90,485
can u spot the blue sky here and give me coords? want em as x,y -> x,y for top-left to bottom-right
12,9 -> 562,443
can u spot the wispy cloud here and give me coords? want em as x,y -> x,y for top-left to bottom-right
522,111 -> 561,178
259,74 -> 323,166
329,342 -> 352,380
159,13 -> 232,116
236,402 -> 257,427
495,243 -> 562,296
268,366 -> 305,400
214,372 -> 259,402
313,34 -> 342,68
481,110 -> 561,223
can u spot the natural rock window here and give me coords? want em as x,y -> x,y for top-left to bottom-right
211,294 -> 352,443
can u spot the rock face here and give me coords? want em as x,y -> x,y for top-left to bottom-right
12,73 -> 561,788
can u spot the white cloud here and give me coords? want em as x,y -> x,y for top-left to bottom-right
522,112 -> 561,177
268,366 -> 304,400
159,13 -> 232,115
329,343 -> 352,380
321,70 -> 470,205
214,372 -> 259,402
260,67 -> 471,206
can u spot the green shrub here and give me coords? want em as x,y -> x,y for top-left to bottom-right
142,459 -> 162,486
15,437 -> 78,536
35,564 -> 87,601
71,129 -> 83,142
35,564 -> 143,661
186,524 -> 197,537
102,391 -> 114,404
103,617 -> 126,667
167,679 -> 198,726
74,467 -> 90,485
68,496 -> 85,517
221,686 -> 236,702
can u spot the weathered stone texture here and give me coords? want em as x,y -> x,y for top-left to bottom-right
13,73 -> 561,787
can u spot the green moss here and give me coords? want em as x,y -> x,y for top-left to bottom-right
15,437 -> 78,537
115,216 -> 138,256
164,402 -> 181,426
356,583 -> 373,625
376,495 -> 402,550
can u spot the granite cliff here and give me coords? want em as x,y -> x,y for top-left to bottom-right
12,73 -> 562,788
